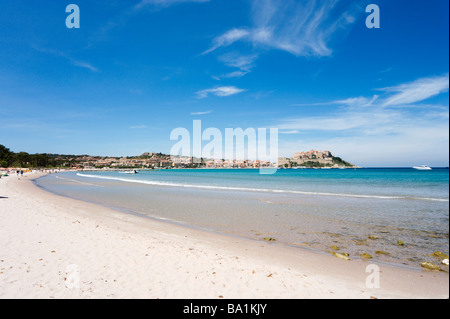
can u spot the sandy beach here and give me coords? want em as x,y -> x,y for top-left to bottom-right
0,172 -> 448,299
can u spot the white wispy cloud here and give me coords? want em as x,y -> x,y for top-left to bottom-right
33,46 -> 99,72
196,86 -> 246,98
129,125 -> 149,129
293,74 -> 450,109
203,0 -> 358,83
292,96 -> 379,108
69,59 -> 99,72
283,75 -> 449,133
333,96 -> 380,107
190,110 -> 213,115
204,0 -> 357,57
279,130 -> 300,135
212,52 -> 258,79
218,52 -> 258,71
203,29 -> 251,55
218,71 -> 249,79
380,74 -> 449,106
278,110 -> 397,132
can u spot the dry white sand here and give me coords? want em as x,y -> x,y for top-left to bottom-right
0,172 -> 448,299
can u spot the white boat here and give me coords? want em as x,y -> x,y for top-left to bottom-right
413,165 -> 432,170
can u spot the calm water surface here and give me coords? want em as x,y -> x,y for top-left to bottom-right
35,168 -> 449,270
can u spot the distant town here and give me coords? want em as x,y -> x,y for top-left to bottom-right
1,144 -> 356,170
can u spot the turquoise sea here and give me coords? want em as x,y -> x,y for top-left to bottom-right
35,168 -> 449,270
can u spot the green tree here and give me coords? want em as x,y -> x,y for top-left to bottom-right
17,152 -> 31,168
0,145 -> 13,167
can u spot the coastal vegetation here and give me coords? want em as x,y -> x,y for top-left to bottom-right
332,157 -> 354,167
0,144 -> 64,168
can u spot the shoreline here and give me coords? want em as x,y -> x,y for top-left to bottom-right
0,172 -> 448,299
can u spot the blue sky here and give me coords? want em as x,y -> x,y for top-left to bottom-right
0,0 -> 448,166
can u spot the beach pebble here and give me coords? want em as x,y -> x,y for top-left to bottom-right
420,262 -> 441,271
361,253 -> 372,260
442,259 -> 449,266
431,251 -> 449,260
331,252 -> 350,261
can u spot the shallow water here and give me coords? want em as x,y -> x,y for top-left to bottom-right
35,168 -> 449,270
